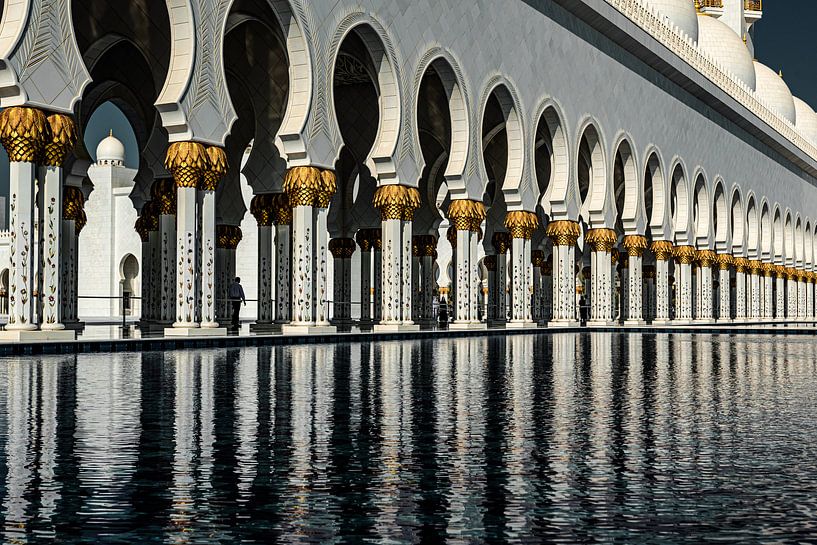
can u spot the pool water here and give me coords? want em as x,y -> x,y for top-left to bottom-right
1,333 -> 816,543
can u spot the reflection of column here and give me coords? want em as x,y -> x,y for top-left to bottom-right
0,107 -> 44,332
199,147 -> 226,328
170,351 -> 195,537
623,235 -> 647,324
235,349 -> 259,501
716,254 -> 732,322
4,361 -> 34,541
673,245 -> 695,322
166,142 -> 207,331
491,232 -> 510,324
586,228 -> 616,325
251,194 -> 274,326
448,200 -> 486,329
356,230 -> 373,325
695,250 -> 715,322
651,241 -> 673,323
39,114 -> 76,331
546,221 -> 580,325
272,194 -> 292,324
775,265 -> 786,320
506,211 -> 538,327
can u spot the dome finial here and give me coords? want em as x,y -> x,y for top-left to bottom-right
109,129 -> 113,137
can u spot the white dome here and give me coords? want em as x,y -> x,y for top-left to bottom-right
793,97 -> 817,144
642,0 -> 698,42
696,15 -> 756,91
96,131 -> 125,165
754,62 -> 796,124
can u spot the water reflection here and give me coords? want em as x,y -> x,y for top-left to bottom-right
2,333 -> 817,542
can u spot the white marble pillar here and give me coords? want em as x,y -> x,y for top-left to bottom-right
546,221 -> 580,325
787,270 -> 798,321
137,227 -> 151,322
586,229 -> 616,325
509,237 -> 527,324
651,241 -> 673,323
493,234 -> 509,323
380,218 -> 402,324
734,261 -> 747,322
374,241 -> 383,323
199,187 -> 219,327
695,251 -> 715,322
749,262 -> 762,320
717,255 -> 731,322
798,275 -> 807,322
454,229 -> 471,324
468,226 -> 480,324
60,216 -> 78,324
808,276 -> 815,322
290,203 -> 314,325
674,246 -> 695,323
356,231 -> 373,325
329,238 -> 354,325
402,219 -> 415,325
532,252 -> 543,322
314,206 -> 330,326
256,224 -> 273,324
173,185 -> 198,328
38,162 -> 65,330
215,245 -> 228,323
274,220 -> 291,324
542,261 -> 553,323
762,265 -> 774,319
159,211 -> 176,324
623,235 -> 647,324
5,158 -> 37,330
485,255 -> 497,321
775,268 -> 786,320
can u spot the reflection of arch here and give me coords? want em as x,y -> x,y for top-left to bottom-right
577,120 -> 608,226
746,194 -> 759,258
730,188 -> 745,255
479,79 -> 524,208
612,134 -> 640,234
329,18 -> 401,181
759,199 -> 771,259
119,254 -> 139,316
713,178 -> 727,250
644,149 -> 667,240
414,51 -> 469,194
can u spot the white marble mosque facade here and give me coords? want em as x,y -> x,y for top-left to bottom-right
0,0 -> 816,338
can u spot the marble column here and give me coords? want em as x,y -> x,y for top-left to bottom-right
0,107 -> 46,333
448,199 -> 486,329
716,254 -> 732,322
748,261 -> 762,320
761,263 -> 774,319
623,235 -> 648,324
484,254 -> 497,321
531,250 -> 545,323
215,225 -> 241,323
151,179 -> 177,325
446,225 -> 457,315
673,245 -> 696,323
491,232 -> 510,324
356,229 -> 373,326
586,228 -> 617,325
328,238 -> 355,326
775,265 -> 786,320
732,258 -> 747,322
251,194 -> 274,327
373,185 -> 421,331
165,142 -> 208,332
546,220 -> 580,326
145,203 -> 161,323
272,194 -> 292,324
809,273 -> 816,322
786,268 -> 798,321
651,241 -> 673,324
135,217 -> 151,322
282,167 -> 337,334
374,232 -> 383,323
198,147 -> 226,329
541,257 -> 553,323
60,187 -> 84,326
798,272 -> 807,322
644,265 -> 656,322
695,250 -> 716,322
506,211 -> 538,327
416,235 -> 437,327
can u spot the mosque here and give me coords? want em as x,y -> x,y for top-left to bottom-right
0,0 -> 816,340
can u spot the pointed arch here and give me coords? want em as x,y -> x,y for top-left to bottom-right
759,198 -> 772,260
612,132 -> 642,235
712,177 -> 728,251
643,147 -> 669,241
670,158 -> 691,245
746,193 -> 759,259
730,186 -> 745,256
576,118 -> 609,227
693,169 -> 711,248
534,99 -> 573,220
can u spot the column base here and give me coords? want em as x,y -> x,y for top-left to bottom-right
250,322 -> 282,333
506,321 -> 537,329
624,320 -> 646,326
165,327 -> 227,337
450,322 -> 487,330
693,319 -> 716,325
546,320 -> 580,328
282,324 -> 337,335
587,320 -> 618,327
0,329 -> 76,342
373,323 -> 421,332
488,320 -> 507,328
716,318 -> 733,324
41,323 -> 66,331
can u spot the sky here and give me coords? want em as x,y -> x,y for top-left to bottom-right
0,4 -> 814,229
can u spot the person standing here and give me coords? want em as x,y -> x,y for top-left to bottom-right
228,277 -> 246,329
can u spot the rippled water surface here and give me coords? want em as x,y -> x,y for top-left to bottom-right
1,333 -> 817,543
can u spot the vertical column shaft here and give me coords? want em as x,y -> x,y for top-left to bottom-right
546,221 -> 580,324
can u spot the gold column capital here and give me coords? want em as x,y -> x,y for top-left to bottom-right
43,114 -> 77,167
165,141 -> 208,188
329,237 -> 356,259
250,194 -> 274,227
373,184 -> 421,221
650,240 -> 674,261
216,225 -> 242,250
448,199 -> 486,231
716,253 -> 733,270
316,169 -> 337,208
585,228 -> 617,252
270,193 -> 292,225
532,249 -> 545,268
492,231 -> 511,254
622,235 -> 648,257
200,146 -> 227,191
697,249 -> 717,268
283,166 -> 321,207
546,220 -> 580,246
504,210 -> 539,239
355,229 -> 372,252
0,106 -> 48,163
483,254 -> 497,271
673,245 -> 697,265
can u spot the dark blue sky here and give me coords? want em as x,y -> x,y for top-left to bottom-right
754,1 -> 817,108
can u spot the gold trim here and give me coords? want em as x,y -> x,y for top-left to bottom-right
651,240 -> 674,261
546,220 -> 580,246
585,228 -> 617,252
622,235 -> 648,257
504,210 -> 539,239
673,245 -> 697,265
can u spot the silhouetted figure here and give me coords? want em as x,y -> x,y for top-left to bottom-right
228,277 -> 246,329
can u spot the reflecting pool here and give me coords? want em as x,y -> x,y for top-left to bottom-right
1,333 -> 817,543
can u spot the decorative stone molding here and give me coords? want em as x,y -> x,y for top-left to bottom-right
504,211 -> 539,240
623,235 -> 648,257
748,260 -> 763,275
697,250 -> 717,268
448,199 -> 486,231
734,258 -> 750,273
585,228 -> 617,252
546,220 -> 580,246
762,262 -> 775,277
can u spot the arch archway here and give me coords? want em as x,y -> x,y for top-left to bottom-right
119,253 -> 139,316
644,151 -> 667,241
759,200 -> 771,260
670,162 -> 690,245
746,195 -> 759,259
693,173 -> 710,248
577,122 -> 608,227
773,205 -> 784,263
730,189 -> 745,256
536,104 -> 571,220
612,136 -> 640,235
713,179 -> 728,251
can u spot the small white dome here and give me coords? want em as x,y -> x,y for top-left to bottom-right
697,15 -> 756,91
793,97 -> 817,144
642,0 -> 698,42
754,62 -> 796,124
96,130 -> 125,165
